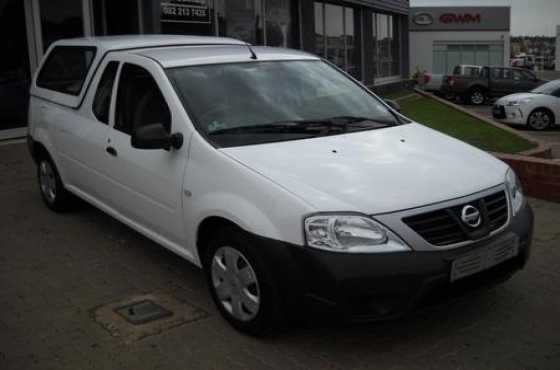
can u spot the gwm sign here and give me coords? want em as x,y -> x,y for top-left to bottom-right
439,13 -> 481,24
409,7 -> 509,31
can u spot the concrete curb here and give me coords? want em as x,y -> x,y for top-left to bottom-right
393,93 -> 420,102
413,88 -> 552,158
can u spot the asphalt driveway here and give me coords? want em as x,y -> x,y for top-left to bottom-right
1,143 -> 560,370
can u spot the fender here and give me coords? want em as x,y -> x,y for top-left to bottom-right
31,127 -> 69,183
182,133 -> 315,266
185,191 -> 287,265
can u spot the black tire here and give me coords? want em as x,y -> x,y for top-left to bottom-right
527,108 -> 554,131
444,92 -> 455,101
467,88 -> 486,105
37,155 -> 76,212
203,225 -> 282,336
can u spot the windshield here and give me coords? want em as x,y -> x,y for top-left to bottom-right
167,60 -> 402,147
531,80 -> 560,95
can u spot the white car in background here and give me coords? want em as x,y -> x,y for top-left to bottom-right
493,80 -> 560,130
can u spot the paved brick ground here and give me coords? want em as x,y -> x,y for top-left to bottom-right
1,143 -> 560,370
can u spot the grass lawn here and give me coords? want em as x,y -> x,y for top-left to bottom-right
393,94 -> 536,154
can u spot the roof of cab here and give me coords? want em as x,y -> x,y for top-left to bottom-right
51,35 -> 318,67
51,34 -> 248,53
133,45 -> 319,68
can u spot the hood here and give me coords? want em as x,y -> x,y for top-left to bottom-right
497,92 -> 540,103
221,123 -> 508,214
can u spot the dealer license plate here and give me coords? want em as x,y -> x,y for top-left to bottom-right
450,236 -> 519,282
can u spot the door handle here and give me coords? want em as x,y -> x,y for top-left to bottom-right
106,146 -> 118,157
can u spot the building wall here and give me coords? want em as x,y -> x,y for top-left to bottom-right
345,0 -> 408,14
556,25 -> 560,71
409,6 -> 510,74
410,30 -> 510,74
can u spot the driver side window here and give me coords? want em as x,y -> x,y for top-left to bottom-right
115,63 -> 171,135
512,69 -> 527,81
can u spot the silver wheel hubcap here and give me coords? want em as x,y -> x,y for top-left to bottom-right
471,91 -> 484,104
529,111 -> 550,129
39,161 -> 56,203
211,246 -> 260,322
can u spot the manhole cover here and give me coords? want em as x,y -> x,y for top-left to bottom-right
92,292 -> 207,343
115,300 -> 172,325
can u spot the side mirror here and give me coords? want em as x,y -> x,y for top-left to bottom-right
131,123 -> 183,150
384,99 -> 401,113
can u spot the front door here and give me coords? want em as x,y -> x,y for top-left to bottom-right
512,69 -> 538,93
488,68 -> 511,97
104,55 -> 188,247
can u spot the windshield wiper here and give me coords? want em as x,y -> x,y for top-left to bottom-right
318,116 -> 396,129
209,116 -> 395,136
209,122 -> 303,135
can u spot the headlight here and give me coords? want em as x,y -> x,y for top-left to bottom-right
304,214 -> 410,253
505,168 -> 524,216
507,98 -> 532,106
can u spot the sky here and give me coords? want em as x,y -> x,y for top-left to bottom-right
410,0 -> 560,36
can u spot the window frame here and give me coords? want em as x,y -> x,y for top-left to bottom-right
36,45 -> 97,96
114,62 -> 172,136
372,12 -> 401,81
92,61 -> 120,125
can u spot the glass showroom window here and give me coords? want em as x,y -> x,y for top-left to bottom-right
216,0 -> 264,44
265,0 -> 294,47
215,0 -> 296,47
314,2 -> 359,79
373,13 -> 401,78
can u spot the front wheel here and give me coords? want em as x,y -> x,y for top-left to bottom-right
527,109 -> 553,130
204,226 -> 282,335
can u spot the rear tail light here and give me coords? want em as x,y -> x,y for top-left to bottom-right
423,73 -> 431,84
447,75 -> 456,86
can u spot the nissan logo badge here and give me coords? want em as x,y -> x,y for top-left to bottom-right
461,205 -> 482,228
413,12 -> 434,25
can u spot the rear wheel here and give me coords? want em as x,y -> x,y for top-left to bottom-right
468,88 -> 486,105
204,226 -> 282,335
527,109 -> 553,130
37,155 -> 75,212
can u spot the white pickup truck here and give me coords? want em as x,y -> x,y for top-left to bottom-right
28,36 -> 533,335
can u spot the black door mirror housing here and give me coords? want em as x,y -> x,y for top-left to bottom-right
131,123 -> 183,150
384,99 -> 401,113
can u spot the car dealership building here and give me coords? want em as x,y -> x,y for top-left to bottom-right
0,0 -> 409,138
409,6 -> 510,75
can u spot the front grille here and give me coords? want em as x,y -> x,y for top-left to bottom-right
403,191 -> 509,246
484,191 -> 509,231
492,104 -> 506,119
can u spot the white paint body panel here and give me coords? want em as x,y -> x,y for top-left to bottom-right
221,124 -> 508,214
